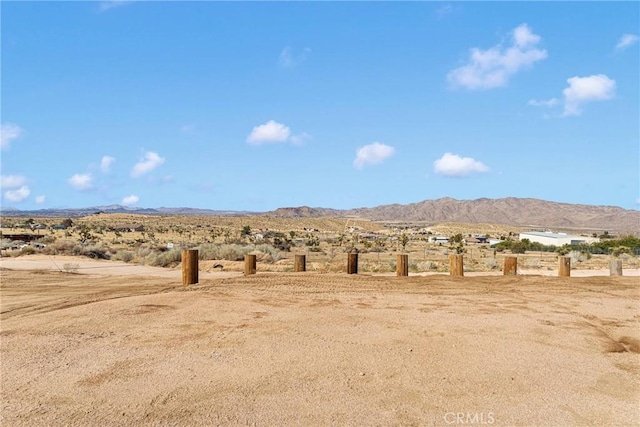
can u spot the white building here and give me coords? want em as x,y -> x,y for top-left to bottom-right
519,231 -> 599,247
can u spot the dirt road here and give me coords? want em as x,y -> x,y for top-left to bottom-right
1,262 -> 639,426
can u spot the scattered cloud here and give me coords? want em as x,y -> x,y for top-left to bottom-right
353,142 -> 395,170
122,194 -> 139,206
290,132 -> 312,146
279,46 -> 311,68
528,98 -> 559,108
35,195 -> 46,204
433,153 -> 489,177
180,124 -> 196,133
435,4 -> 454,19
247,120 -> 291,145
4,185 -> 31,203
100,155 -> 115,173
0,174 -> 27,189
99,0 -> 132,12
447,23 -> 547,90
68,173 -> 94,191
1,123 -> 24,150
131,151 -> 165,178
562,74 -> 616,116
615,33 -> 639,51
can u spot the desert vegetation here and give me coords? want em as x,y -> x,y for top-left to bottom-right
1,213 -> 638,273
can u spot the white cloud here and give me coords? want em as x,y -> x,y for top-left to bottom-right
353,142 -> 395,170
433,153 -> 489,177
35,195 -> 46,204
528,98 -> 559,107
447,23 -> 547,90
99,0 -> 132,12
562,74 -> 616,116
435,4 -> 454,19
100,155 -> 115,173
131,151 -> 165,178
615,34 -> 639,51
1,123 -> 24,150
4,185 -> 30,203
68,173 -> 94,190
0,174 -> 27,189
279,46 -> 311,68
122,194 -> 139,206
290,132 -> 312,146
247,120 -> 291,145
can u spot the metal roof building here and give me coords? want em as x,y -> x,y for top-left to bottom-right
519,231 -> 600,247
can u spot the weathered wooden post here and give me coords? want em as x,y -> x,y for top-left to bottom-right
347,253 -> 358,274
503,256 -> 518,276
294,254 -> 306,272
397,254 -> 409,276
449,254 -> 464,277
244,254 -> 256,275
558,256 -> 571,277
182,249 -> 198,285
609,259 -> 623,276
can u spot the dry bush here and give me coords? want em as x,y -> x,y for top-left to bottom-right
483,259 -> 500,270
418,261 -> 438,271
568,250 -> 590,264
18,246 -> 36,256
42,240 -> 76,255
148,248 -> 182,267
112,250 -> 134,263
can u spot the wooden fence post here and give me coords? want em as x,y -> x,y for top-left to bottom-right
244,254 -> 256,276
449,254 -> 464,277
347,253 -> 358,274
294,254 -> 306,272
182,249 -> 199,285
609,259 -> 623,276
558,256 -> 571,277
397,254 -> 409,276
503,256 -> 518,276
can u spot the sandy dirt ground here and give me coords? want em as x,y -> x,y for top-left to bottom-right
1,256 -> 639,426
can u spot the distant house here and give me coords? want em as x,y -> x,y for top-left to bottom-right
429,236 -> 449,245
519,231 -> 599,247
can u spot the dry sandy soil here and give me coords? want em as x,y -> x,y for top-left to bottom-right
1,256 -> 639,426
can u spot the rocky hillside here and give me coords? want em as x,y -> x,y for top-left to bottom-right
343,198 -> 639,233
262,198 -> 638,233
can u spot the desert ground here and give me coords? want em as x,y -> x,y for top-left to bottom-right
1,255 -> 639,426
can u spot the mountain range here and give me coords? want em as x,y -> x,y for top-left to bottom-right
1,198 -> 638,233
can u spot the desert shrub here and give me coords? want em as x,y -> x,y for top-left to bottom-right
483,259 -> 500,270
112,250 -> 135,262
408,261 -> 419,273
196,244 -> 250,261
42,239 -> 76,255
253,244 -> 281,262
568,250 -> 590,263
136,246 -> 154,259
149,248 -> 182,267
418,261 -> 437,270
19,246 -> 36,256
520,258 -> 540,268
80,245 -> 110,260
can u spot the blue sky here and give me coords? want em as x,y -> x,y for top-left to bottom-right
1,1 -> 638,212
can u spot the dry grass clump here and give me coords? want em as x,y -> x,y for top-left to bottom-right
41,240 -> 110,260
